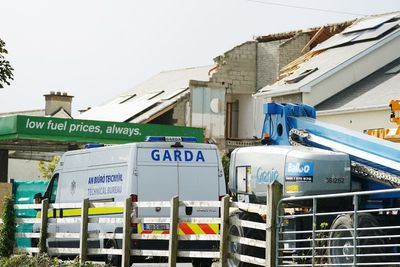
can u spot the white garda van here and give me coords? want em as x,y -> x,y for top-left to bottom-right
36,136 -> 226,265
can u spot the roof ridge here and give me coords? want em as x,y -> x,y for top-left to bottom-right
159,65 -> 213,74
0,109 -> 45,116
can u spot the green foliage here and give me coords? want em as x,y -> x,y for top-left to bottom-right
0,254 -> 107,267
0,196 -> 15,257
297,221 -> 329,264
0,39 -> 14,88
0,254 -> 108,267
38,156 -> 60,180
222,153 -> 230,184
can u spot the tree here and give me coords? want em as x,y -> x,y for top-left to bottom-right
38,156 -> 60,180
0,39 -> 14,88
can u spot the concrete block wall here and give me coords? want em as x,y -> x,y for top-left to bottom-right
278,33 -> 310,72
256,39 -> 286,90
172,93 -> 190,126
209,41 -> 257,94
256,33 -> 310,91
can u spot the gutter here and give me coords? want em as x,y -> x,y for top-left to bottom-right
317,104 -> 389,116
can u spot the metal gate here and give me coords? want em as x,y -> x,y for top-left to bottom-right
276,188 -> 400,266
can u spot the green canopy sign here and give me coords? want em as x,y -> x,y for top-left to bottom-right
0,115 -> 204,144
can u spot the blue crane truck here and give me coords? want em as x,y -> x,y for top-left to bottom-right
228,103 -> 400,266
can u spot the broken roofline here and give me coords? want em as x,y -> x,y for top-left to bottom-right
254,26 -> 400,98
254,19 -> 355,43
254,12 -> 400,43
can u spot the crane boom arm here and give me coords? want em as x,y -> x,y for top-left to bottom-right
262,103 -> 400,177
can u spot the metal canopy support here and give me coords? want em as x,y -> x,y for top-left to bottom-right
0,149 -> 8,182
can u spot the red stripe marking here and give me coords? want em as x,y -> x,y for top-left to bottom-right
179,223 -> 195,234
141,230 -> 152,234
162,230 -> 169,234
198,224 -> 215,235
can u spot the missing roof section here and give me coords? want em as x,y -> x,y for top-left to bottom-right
161,88 -> 188,101
285,68 -> 318,84
125,102 -> 160,122
385,64 -> 400,75
147,90 -> 164,100
342,13 -> 399,34
119,94 -> 136,104
313,14 -> 400,52
106,94 -> 136,105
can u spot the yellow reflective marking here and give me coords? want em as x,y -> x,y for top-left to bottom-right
210,224 -> 219,234
138,223 -> 219,235
286,184 -> 299,193
188,223 -> 203,234
36,207 -> 123,218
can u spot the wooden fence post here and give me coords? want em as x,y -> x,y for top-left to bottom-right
265,181 -> 282,267
122,197 -> 133,267
79,198 -> 89,264
39,198 -> 49,254
219,195 -> 230,267
168,196 -> 179,267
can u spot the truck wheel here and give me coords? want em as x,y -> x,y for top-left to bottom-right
105,239 -> 122,266
328,214 -> 355,265
328,213 -> 384,265
228,212 -> 265,267
192,258 -> 213,267
356,213 -> 385,263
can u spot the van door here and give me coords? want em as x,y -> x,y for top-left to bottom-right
137,147 -> 178,218
178,148 -> 219,218
44,173 -> 59,248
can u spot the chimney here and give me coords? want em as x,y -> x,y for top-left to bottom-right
44,91 -> 74,116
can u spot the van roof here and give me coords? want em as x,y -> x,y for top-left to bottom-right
63,141 -> 217,155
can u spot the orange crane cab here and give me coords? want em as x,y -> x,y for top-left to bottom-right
366,100 -> 400,142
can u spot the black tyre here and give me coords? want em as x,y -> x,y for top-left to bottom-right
228,212 -> 265,267
228,213 -> 245,267
192,258 -> 213,267
105,239 -> 122,267
328,214 -> 356,266
328,213 -> 384,266
356,213 -> 385,263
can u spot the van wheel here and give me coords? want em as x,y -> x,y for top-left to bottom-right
228,213 -> 245,267
105,239 -> 122,266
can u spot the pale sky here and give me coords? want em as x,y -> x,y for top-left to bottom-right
0,0 -> 399,115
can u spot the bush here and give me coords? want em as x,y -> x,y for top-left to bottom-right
0,196 -> 15,257
0,254 -> 108,267
222,153 -> 230,186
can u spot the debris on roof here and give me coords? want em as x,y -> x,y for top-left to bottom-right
275,12 -> 400,83
255,12 -> 400,100
254,19 -> 354,49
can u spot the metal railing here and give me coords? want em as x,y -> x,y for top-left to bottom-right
13,197 -> 227,267
8,189 -> 278,267
276,188 -> 400,266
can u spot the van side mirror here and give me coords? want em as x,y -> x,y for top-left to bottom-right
34,193 -> 43,204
